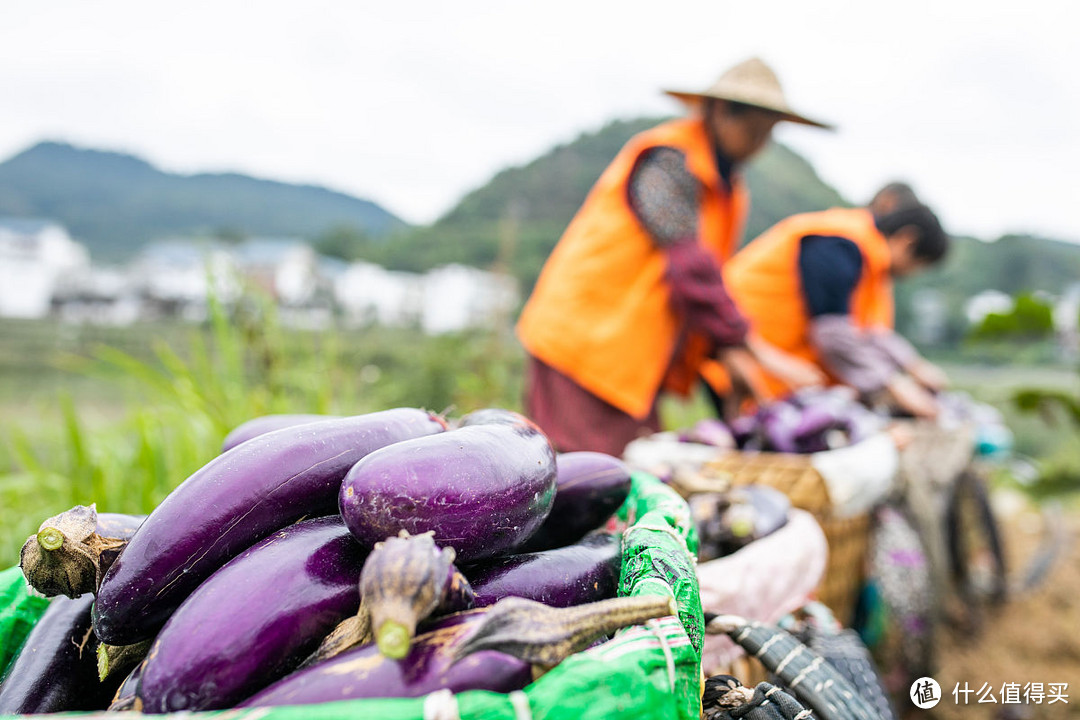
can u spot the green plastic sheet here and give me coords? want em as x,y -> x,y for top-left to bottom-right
0,472 -> 702,719
0,566 -> 50,677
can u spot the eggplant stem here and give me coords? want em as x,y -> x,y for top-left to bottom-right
376,620 -> 411,660
300,605 -> 373,669
454,595 -> 677,666
98,640 -> 152,681
37,527 -> 64,551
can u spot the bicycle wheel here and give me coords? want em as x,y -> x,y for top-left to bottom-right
945,467 -> 1008,632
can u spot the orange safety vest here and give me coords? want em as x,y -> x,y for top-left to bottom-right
516,116 -> 749,420
722,207 -> 895,398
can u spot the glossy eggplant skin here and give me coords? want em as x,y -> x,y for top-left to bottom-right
137,516 -> 368,713
94,409 -> 446,645
94,512 -> 144,539
339,414 -> 556,562
108,661 -> 144,712
468,533 -> 621,608
220,413 -> 339,453
95,512 -> 145,580
238,611 -> 530,708
519,452 -> 632,552
0,595 -> 118,714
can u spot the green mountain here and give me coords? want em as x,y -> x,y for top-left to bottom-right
0,142 -> 408,260
361,117 -> 847,290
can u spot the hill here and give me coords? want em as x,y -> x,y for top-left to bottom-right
361,117 -> 847,289
0,142 -> 408,260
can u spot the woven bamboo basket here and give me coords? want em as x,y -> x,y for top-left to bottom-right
674,451 -> 870,627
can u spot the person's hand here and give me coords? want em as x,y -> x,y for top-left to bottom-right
744,335 -> 826,390
885,373 -> 941,419
717,346 -> 770,406
907,358 -> 949,392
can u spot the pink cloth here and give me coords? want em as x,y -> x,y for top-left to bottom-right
698,509 -> 829,675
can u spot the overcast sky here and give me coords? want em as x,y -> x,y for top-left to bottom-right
1,1 -> 1076,241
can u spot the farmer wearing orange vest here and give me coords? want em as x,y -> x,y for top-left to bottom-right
723,183 -> 950,418
517,58 -> 830,455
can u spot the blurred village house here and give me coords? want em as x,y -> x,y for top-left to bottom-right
0,217 -> 519,334
0,218 -> 89,318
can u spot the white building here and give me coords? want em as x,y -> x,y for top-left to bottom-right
334,261 -> 519,334
963,289 -> 1014,326
0,218 -> 90,318
419,264 -> 519,335
233,238 -> 319,306
335,261 -> 423,328
131,239 -> 238,321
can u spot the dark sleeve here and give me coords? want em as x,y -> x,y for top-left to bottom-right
628,146 -> 748,348
798,235 -> 863,317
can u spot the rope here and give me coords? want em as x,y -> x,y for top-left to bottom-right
647,618 -> 677,692
423,689 -> 460,720
509,690 -> 533,720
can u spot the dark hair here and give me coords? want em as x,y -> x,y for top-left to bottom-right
870,182 -> 919,213
875,203 -> 949,264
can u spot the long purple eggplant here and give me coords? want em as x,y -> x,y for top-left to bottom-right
339,409 -> 556,562
519,452 -> 632,552
0,595 -> 119,714
94,409 -> 446,645
241,594 -> 675,708
468,532 -> 621,608
221,413 -> 339,452
20,505 -> 143,599
137,516 -> 368,713
240,611 -> 531,707
108,661 -> 145,712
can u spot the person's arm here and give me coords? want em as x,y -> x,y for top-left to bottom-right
869,329 -> 949,391
801,235 -> 939,417
628,148 -> 822,393
628,146 -> 749,348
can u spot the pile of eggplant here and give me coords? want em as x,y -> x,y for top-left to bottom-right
728,388 -> 885,454
3,408 -> 671,715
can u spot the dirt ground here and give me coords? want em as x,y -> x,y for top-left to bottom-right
917,497 -> 1080,719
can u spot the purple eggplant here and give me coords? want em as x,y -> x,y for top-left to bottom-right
519,452 -> 631,552
241,594 -> 673,708
339,409 -> 556,562
0,595 -> 119,714
137,516 -> 367,713
240,611 -> 531,707
94,409 -> 446,645
469,532 -> 621,607
108,661 -> 145,712
220,413 -> 339,452
20,505 -> 144,599
679,419 -> 736,449
759,402 -> 803,454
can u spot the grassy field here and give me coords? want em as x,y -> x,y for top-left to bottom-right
1,315 -> 1078,566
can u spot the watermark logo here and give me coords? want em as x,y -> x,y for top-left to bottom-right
911,677 -> 942,709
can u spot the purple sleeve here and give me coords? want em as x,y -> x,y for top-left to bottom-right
809,315 -> 900,395
868,329 -> 920,370
628,146 -> 748,348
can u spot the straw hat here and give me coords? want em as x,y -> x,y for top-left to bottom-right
664,57 -> 833,130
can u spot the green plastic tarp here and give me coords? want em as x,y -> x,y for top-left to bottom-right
0,472 -> 703,719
